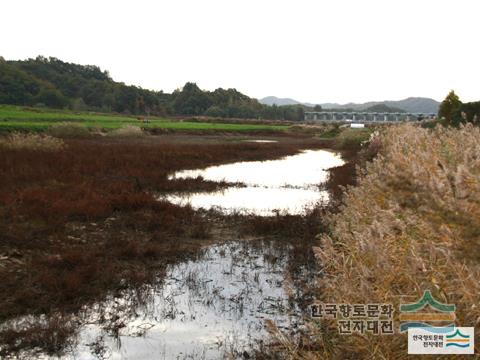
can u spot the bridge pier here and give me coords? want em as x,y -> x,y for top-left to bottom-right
304,111 -> 431,123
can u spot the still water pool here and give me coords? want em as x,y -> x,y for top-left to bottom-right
166,150 -> 344,215
15,149 -> 344,359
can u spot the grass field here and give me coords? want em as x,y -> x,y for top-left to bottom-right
0,105 -> 289,133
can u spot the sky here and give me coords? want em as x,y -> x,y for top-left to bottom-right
1,0 -> 479,104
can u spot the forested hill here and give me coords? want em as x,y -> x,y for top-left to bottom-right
0,56 -> 169,114
0,56 -> 306,121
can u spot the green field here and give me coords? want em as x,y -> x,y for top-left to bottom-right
0,105 -> 289,133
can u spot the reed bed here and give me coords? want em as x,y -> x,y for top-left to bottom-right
287,123 -> 480,359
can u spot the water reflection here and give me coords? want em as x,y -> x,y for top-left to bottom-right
241,140 -> 278,143
7,149 -> 342,359
166,150 -> 344,215
66,240 -> 313,359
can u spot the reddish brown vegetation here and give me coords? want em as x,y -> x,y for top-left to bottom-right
0,136 -> 326,319
241,206 -> 328,242
0,134 -> 333,356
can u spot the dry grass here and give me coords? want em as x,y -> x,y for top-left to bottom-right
47,122 -> 91,138
302,123 -> 480,358
0,133 -> 65,151
107,125 -> 145,137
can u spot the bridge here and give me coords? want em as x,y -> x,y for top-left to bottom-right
304,111 -> 437,122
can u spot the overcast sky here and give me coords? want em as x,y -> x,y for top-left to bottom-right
2,0 -> 478,104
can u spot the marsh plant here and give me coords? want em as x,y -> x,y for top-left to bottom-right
47,122 -> 91,138
304,123 -> 480,358
107,125 -> 145,137
0,133 -> 65,151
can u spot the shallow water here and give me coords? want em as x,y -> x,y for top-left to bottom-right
241,139 -> 278,143
10,148 -> 342,359
53,240 -> 314,359
166,150 -> 344,215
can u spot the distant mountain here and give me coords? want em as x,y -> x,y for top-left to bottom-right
259,96 -> 440,114
364,104 -> 406,113
325,97 -> 440,114
259,96 -> 304,106
384,98 -> 440,114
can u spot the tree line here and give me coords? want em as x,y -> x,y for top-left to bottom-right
0,56 -> 308,121
439,90 -> 480,126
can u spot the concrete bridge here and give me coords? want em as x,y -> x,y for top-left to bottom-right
304,111 -> 437,122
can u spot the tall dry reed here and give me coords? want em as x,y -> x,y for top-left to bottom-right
253,124 -> 480,359
0,133 -> 65,151
309,123 -> 480,358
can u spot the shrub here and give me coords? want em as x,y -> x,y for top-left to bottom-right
107,125 -> 145,137
47,122 -> 91,138
319,123 -> 341,138
335,128 -> 372,148
0,133 -> 64,151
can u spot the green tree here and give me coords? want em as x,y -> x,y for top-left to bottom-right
172,82 -> 213,115
71,97 -> 87,111
205,105 -> 227,118
34,88 -> 69,108
0,55 -> 316,120
458,101 -> 480,124
438,90 -> 462,125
